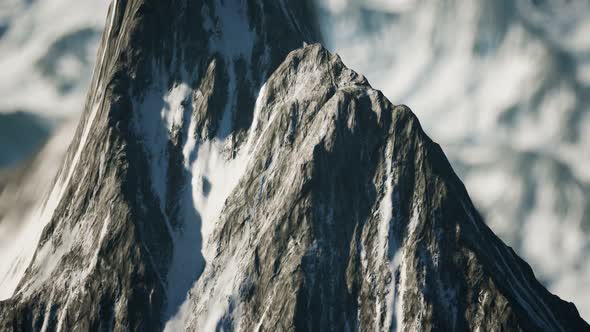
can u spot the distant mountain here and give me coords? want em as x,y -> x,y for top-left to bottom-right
0,0 -> 106,117
0,111 -> 52,168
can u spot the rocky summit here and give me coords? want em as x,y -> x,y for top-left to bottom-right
0,1 -> 588,331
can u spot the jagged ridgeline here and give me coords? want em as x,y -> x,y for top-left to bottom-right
0,0 -> 588,331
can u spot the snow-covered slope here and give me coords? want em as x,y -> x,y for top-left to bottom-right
318,0 -> 590,318
1,1 -> 589,331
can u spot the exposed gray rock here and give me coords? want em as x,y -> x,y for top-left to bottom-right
0,1 -> 587,331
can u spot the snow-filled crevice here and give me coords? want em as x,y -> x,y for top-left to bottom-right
130,54 -> 270,325
131,76 -> 201,322
375,139 -> 403,332
162,82 -> 271,331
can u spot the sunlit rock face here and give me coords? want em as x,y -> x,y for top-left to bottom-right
0,1 -> 588,331
318,0 -> 590,318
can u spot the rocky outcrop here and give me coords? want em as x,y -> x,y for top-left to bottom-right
0,1 -> 587,331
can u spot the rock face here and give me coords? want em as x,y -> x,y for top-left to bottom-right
0,1 -> 588,331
